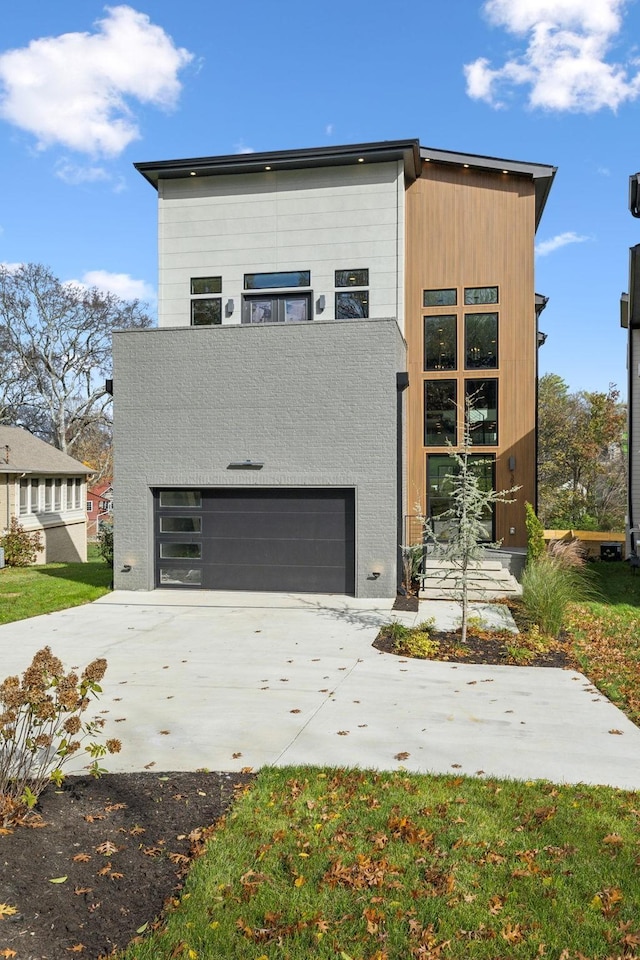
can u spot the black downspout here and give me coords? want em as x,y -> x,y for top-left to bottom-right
629,320 -> 635,554
396,372 -> 409,592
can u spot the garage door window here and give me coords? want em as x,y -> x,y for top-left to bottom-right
160,543 -> 202,559
160,491 -> 201,508
160,516 -> 202,533
159,568 -> 202,586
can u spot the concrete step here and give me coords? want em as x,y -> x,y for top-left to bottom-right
419,558 -> 522,600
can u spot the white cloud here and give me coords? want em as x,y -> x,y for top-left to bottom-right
69,269 -> 155,302
535,231 -> 590,256
234,141 -> 255,154
0,5 -> 193,156
0,261 -> 23,272
325,123 -> 334,135
464,0 -> 640,112
54,160 -> 111,185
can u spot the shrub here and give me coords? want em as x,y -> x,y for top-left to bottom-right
521,555 -> 598,638
548,537 -> 586,568
0,517 -> 43,566
98,520 -> 113,566
394,630 -> 440,659
0,647 -> 121,826
525,502 -> 546,567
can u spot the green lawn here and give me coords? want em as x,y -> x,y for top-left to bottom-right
0,545 -> 112,625
564,562 -> 640,725
120,766 -> 640,960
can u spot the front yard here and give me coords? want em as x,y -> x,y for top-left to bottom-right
0,545 -> 112,625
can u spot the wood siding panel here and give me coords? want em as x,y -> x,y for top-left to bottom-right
405,164 -> 537,548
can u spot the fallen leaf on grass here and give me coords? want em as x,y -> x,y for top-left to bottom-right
603,833 -> 624,846
0,904 -> 17,919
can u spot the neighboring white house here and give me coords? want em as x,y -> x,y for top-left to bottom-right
0,426 -> 92,563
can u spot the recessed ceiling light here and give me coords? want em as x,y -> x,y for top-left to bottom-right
502,170 -> 509,174
189,171 -> 197,176
424,157 -> 431,162
357,157 -> 364,163
265,165 -> 271,170
463,163 -> 470,168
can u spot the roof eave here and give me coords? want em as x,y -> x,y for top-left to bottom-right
135,139 -> 422,189
420,146 -> 557,230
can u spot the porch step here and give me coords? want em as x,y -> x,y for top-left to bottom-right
418,558 -> 522,601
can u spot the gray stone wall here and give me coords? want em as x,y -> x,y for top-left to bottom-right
113,317 -> 406,597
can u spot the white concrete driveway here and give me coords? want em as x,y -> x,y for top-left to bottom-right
2,591 -> 639,789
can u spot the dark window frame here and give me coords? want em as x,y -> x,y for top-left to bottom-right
464,286 -> 499,305
424,379 -> 458,446
191,298 -> 222,326
465,378 -> 499,445
335,268 -> 369,287
464,312 -> 499,369
424,314 -> 457,371
335,290 -> 369,319
242,292 -> 312,324
423,288 -> 457,307
244,271 -> 311,290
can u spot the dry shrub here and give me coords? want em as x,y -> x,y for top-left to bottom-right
548,538 -> 587,568
0,647 -> 121,826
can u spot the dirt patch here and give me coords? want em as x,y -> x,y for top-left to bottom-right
0,770 -> 255,959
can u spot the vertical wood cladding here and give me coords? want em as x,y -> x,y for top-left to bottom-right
405,163 -> 537,548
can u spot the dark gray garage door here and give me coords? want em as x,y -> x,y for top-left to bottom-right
155,488 -> 355,594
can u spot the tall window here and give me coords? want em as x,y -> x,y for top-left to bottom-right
424,315 -> 456,371
190,276 -> 222,326
424,380 -> 457,446
242,294 -> 311,324
427,453 -> 495,540
335,268 -> 369,319
465,379 -> 498,445
19,479 -> 29,515
465,313 -> 498,369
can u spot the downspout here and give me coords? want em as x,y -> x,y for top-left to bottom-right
629,314 -> 635,554
396,372 -> 409,592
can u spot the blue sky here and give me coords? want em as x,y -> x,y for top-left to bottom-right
1,0 -> 640,397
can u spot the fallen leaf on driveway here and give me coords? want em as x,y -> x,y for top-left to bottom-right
290,709 -> 301,714
609,729 -> 623,735
394,752 -> 410,761
232,752 -> 242,759
337,731 -> 350,736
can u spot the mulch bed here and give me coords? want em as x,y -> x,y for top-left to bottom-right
0,771 -> 255,960
373,627 -> 577,668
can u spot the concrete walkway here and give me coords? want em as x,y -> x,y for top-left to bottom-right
1,591 -> 639,789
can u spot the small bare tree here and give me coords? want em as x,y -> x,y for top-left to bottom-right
420,398 -> 520,644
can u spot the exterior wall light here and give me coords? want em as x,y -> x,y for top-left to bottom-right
226,299 -> 234,317
317,295 -> 326,311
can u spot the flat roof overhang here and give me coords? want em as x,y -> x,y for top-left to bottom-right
135,139 -> 422,188
420,146 -> 557,230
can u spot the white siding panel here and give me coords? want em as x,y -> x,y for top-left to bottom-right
157,161 -> 406,332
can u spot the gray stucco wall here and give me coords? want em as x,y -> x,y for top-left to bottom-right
113,317 -> 406,597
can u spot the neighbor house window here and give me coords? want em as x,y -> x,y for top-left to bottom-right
31,479 -> 40,513
424,380 -> 457,446
54,479 -> 62,511
465,379 -> 498,445
244,271 -> 310,289
67,483 -> 74,510
190,276 -> 222,327
19,479 -> 29,515
74,479 -> 82,509
424,289 -> 457,307
44,479 -> 53,512
464,286 -> 498,305
465,313 -> 498,369
424,315 -> 456,371
87,501 -> 93,512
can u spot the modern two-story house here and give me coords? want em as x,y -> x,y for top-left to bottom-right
113,139 -> 555,597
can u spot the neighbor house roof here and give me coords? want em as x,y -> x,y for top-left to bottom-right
0,427 -> 93,476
